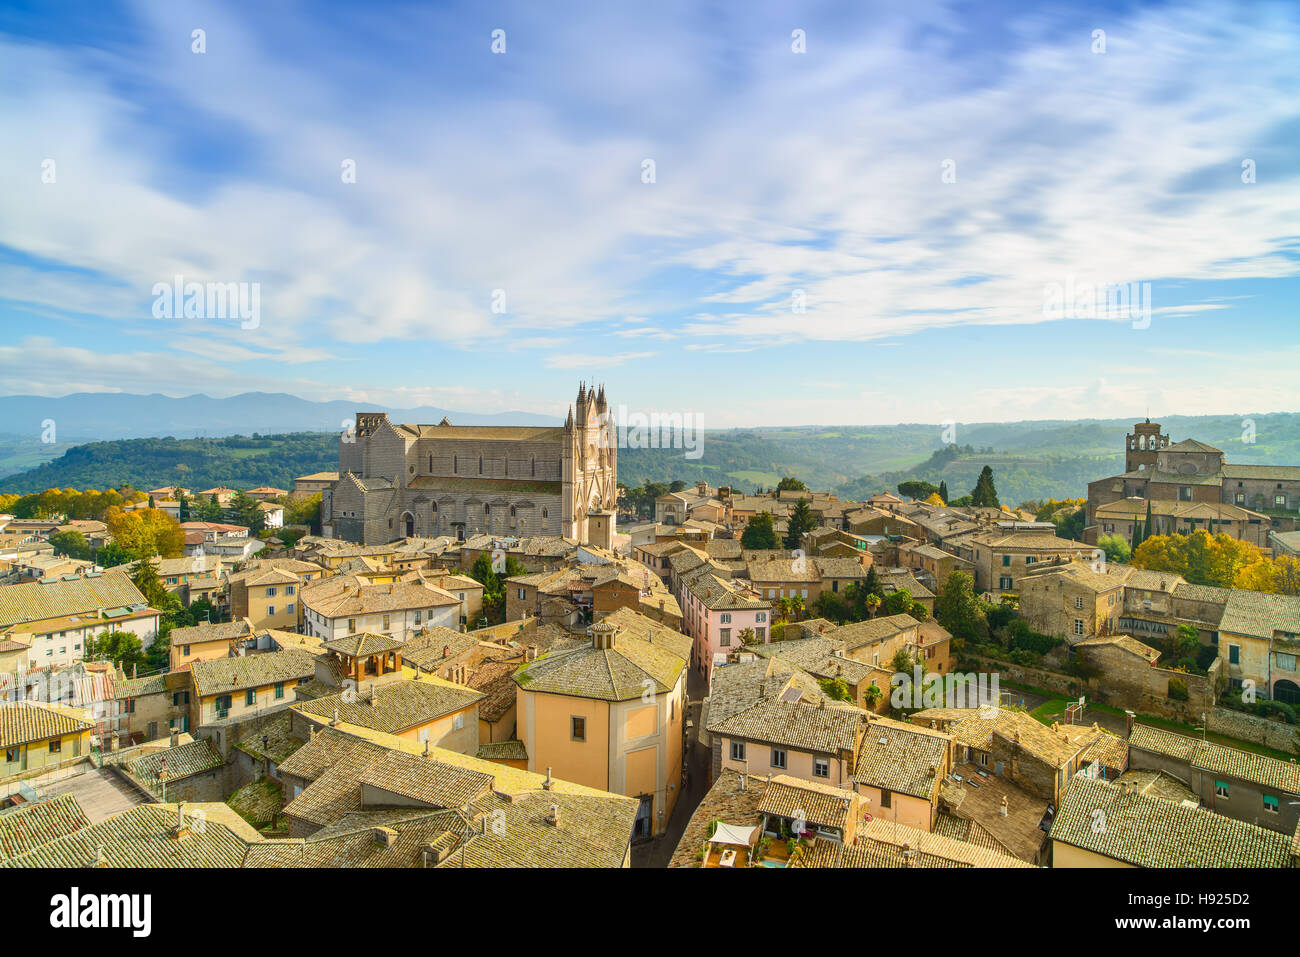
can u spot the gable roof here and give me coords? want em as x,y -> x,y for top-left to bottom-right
1051,777 -> 1292,867
295,678 -> 483,735
190,651 -> 317,698
0,702 -> 94,749
0,794 -> 90,861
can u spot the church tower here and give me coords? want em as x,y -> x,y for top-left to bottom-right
1125,419 -> 1167,473
561,381 -> 617,544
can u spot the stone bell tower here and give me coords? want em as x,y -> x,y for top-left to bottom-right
1125,419 -> 1167,473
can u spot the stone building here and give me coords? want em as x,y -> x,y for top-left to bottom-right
1085,419 -> 1300,544
324,383 -> 617,547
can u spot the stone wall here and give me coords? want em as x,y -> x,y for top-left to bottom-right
1206,707 -> 1298,753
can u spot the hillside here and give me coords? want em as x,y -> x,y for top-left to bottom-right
0,434 -> 338,494
3,412 -> 1297,504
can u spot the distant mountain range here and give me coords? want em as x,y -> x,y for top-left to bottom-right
0,392 -> 561,442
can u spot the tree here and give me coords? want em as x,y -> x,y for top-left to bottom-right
776,476 -> 808,492
130,557 -> 180,616
879,589 -> 914,617
818,677 -> 850,701
1132,530 -> 1262,588
49,529 -> 91,560
230,490 -> 265,533
783,499 -> 817,549
938,481 -> 949,504
1140,500 -> 1153,548
897,480 -> 940,501
774,596 -> 793,624
1097,533 -> 1132,564
1235,555 -> 1300,596
923,492 -> 945,506
97,541 -> 134,568
935,570 -> 989,644
1172,624 -> 1201,658
864,593 -> 881,619
787,594 -> 806,622
178,492 -> 191,523
84,630 -> 147,671
103,506 -> 184,559
741,512 -> 778,550
969,466 -> 999,508
737,627 -> 756,645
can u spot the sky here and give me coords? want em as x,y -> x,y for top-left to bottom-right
0,0 -> 1298,428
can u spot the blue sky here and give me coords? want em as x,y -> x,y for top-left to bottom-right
0,0 -> 1298,427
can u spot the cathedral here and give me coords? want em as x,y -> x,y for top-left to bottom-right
323,383 -> 618,546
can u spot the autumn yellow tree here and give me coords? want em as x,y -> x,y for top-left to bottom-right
103,506 -> 186,559
1235,555 -> 1300,596
1131,530 -> 1261,588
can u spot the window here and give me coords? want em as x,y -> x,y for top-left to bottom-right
720,613 -> 731,624
1215,781 -> 1230,798
183,644 -> 192,657
978,752 -> 989,767
49,739 -> 62,754
756,612 -> 767,622
274,682 -> 285,700
999,577 -> 1012,590
755,627 -> 766,641
517,588 -> 526,600
1001,554 -> 1011,567
880,790 -> 891,809
454,713 -> 465,731
1179,486 -> 1192,502
1228,644 -> 1240,665
730,741 -> 745,762
771,748 -> 787,769
1074,596 -> 1084,609
720,629 -> 731,647
267,605 -> 275,616
246,689 -> 256,706
571,716 -> 586,741
5,747 -> 18,763
1235,492 -> 1246,505
382,614 -> 391,630
286,603 -> 295,615
266,586 -> 277,597
1275,494 -> 1287,508
286,585 -> 296,595
414,611 -> 422,625
348,619 -> 357,635
813,757 -> 830,778
1073,619 -> 1084,636
1025,556 -> 1036,565
1263,795 -> 1280,813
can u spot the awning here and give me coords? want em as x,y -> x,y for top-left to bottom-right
708,823 -> 757,847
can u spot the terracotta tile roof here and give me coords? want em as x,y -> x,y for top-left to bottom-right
129,740 -> 224,782
0,571 -> 149,629
853,717 -> 950,800
170,619 -> 252,648
756,775 -> 858,831
0,794 -> 90,861
357,749 -> 495,809
295,678 -> 482,735
713,697 -> 864,756
0,804 -> 259,868
1130,724 -> 1300,793
190,650 -> 316,698
322,631 -> 404,658
797,817 -> 1034,868
513,621 -> 687,702
476,740 -> 528,762
0,702 -> 93,749
1051,777 -> 1293,867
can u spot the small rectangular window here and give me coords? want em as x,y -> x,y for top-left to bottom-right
571,716 -> 586,741
730,741 -> 745,761
814,757 -> 830,778
771,748 -> 787,769
1215,781 -> 1229,798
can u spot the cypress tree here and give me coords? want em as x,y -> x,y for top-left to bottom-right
938,480 -> 948,504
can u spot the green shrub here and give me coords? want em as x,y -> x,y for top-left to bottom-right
1168,676 -> 1189,701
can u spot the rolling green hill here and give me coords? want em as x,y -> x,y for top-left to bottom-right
3,413 -> 1297,506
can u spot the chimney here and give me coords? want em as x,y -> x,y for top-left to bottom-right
423,738 -> 431,757
546,803 -> 561,827
330,708 -> 340,727
172,803 -> 190,841
169,728 -> 179,748
373,826 -> 397,847
543,766 -> 554,791
526,644 -> 538,662
999,796 -> 1008,818
94,845 -> 108,868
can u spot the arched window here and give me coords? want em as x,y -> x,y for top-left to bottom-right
509,505 -> 516,517
431,502 -> 438,514
484,503 -> 491,515
478,456 -> 483,474
541,507 -> 548,520
429,454 -> 433,472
